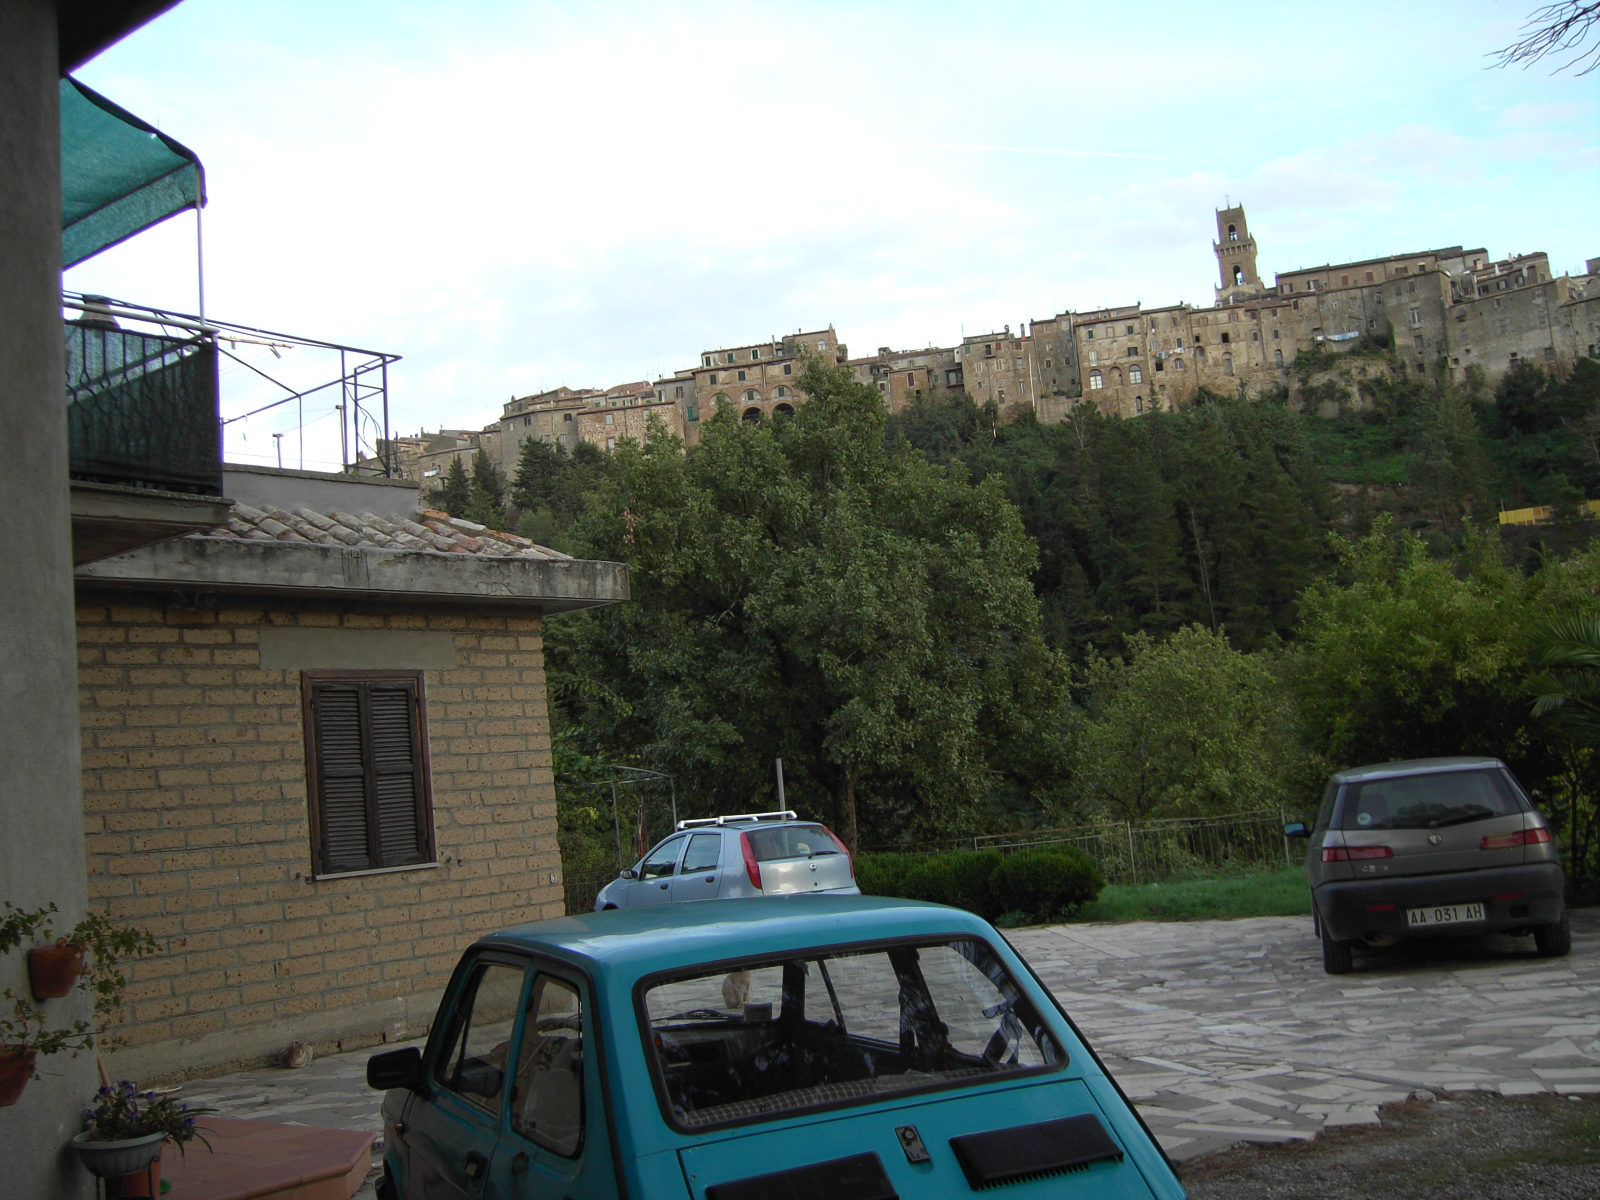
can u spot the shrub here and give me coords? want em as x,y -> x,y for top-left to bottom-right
855,848 -> 1101,923
993,847 -> 1105,923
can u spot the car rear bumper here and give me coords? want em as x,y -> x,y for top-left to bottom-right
1315,861 -> 1564,942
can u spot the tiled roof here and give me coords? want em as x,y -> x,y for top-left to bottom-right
207,504 -> 572,560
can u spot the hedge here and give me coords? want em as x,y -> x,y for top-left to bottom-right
855,846 -> 1105,924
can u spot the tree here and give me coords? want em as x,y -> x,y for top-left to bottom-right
1531,613 -> 1600,737
1492,2 -> 1600,75
465,448 -> 507,529
1068,625 -> 1304,823
427,456 -> 471,517
511,436 -> 562,515
545,360 -> 1067,851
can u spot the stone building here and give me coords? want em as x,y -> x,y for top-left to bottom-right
957,329 -> 1037,420
73,467 -> 625,1079
849,345 -> 961,413
674,327 -> 846,445
575,399 -> 687,451
498,387 -> 597,468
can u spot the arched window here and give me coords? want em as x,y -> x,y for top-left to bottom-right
742,407 -> 763,424
1129,364 -> 1143,384
742,389 -> 760,404
1088,369 -> 1103,390
1223,355 -> 1235,376
1274,348 -> 1284,367
775,385 -> 788,398
1134,396 -> 1144,414
1228,224 -> 1238,241
1232,264 -> 1243,285
773,403 -> 795,418
1195,346 -> 1206,363
1174,356 -> 1186,372
713,391 -> 730,406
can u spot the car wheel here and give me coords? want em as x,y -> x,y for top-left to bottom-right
602,903 -> 619,911
1312,907 -> 1321,939
1534,911 -> 1572,958
1321,926 -> 1355,975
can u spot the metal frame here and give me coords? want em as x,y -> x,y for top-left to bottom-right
62,290 -> 402,477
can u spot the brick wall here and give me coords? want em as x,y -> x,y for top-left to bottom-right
75,600 -> 564,1079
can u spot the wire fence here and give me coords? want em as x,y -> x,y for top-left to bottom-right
562,809 -> 1297,913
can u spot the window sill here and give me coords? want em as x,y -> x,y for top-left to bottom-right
312,861 -> 441,882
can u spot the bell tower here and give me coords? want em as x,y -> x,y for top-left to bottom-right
1213,204 -> 1260,301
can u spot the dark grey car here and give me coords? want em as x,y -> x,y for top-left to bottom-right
1287,757 -> 1568,974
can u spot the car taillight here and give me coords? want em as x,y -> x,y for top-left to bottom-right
1322,845 -> 1393,862
739,831 -> 762,890
822,825 -> 854,878
1481,827 -> 1552,850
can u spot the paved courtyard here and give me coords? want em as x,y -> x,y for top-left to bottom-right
177,910 -> 1600,1169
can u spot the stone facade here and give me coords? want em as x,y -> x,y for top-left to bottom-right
848,345 -> 961,413
678,328 -> 846,445
958,330 -> 1036,420
76,599 -> 567,1079
575,399 -> 687,450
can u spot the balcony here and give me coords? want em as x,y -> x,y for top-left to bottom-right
65,304 -> 230,563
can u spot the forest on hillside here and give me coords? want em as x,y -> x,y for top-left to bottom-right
426,352 -> 1600,897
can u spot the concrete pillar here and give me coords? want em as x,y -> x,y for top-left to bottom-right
0,1 -> 97,1194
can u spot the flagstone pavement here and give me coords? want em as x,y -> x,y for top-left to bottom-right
176,910 -> 1600,1171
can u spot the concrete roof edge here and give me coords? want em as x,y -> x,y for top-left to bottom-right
74,536 -> 629,611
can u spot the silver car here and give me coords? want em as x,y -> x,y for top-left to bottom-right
593,810 -> 860,910
1287,757 -> 1568,975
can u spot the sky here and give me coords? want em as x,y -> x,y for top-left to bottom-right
66,0 -> 1599,472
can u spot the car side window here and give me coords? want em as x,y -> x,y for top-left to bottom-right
511,975 -> 585,1157
1315,783 -> 1340,831
639,836 -> 686,879
432,960 -> 527,1113
681,833 -> 721,874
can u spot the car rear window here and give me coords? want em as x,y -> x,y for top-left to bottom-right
1339,769 -> 1523,831
640,939 -> 1062,1130
742,824 -> 840,863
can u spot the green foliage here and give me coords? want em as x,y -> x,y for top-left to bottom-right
546,360 -> 1066,850
1483,359 -> 1600,504
1069,625 -> 1307,822
855,847 -> 1102,922
1071,865 -> 1310,923
83,1080 -> 216,1151
1530,612 -> 1600,737
427,455 -> 472,517
464,448 -> 507,529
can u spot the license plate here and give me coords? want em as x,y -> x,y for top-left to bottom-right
1406,902 -> 1485,928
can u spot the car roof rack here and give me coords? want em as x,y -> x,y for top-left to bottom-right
676,809 -> 798,831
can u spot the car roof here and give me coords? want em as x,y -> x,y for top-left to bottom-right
478,895 -> 992,977
1331,756 -> 1506,784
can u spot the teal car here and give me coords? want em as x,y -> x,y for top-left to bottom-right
366,897 -> 1185,1199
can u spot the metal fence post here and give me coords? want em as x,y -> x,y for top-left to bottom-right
1281,807 -> 1291,865
1127,821 -> 1138,886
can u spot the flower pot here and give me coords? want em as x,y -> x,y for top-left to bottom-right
28,943 -> 85,999
70,1130 -> 166,1179
0,1048 -> 36,1106
108,1150 -> 161,1200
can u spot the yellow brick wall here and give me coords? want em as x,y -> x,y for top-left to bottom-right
75,601 -> 564,1079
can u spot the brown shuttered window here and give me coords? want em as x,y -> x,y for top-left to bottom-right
302,670 -> 435,877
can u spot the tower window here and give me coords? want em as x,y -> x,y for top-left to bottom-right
1228,224 -> 1238,241
1233,265 -> 1243,285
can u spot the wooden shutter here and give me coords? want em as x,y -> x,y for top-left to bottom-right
303,671 -> 434,876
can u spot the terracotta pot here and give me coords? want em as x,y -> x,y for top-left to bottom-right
28,943 -> 85,999
0,1047 -> 35,1106
107,1148 -> 162,1199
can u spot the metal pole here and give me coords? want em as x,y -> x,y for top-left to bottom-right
775,758 -> 786,808
195,204 -> 205,326
1127,821 -> 1138,886
669,777 -> 677,831
610,782 -> 623,869
273,433 -> 283,468
1282,808 -> 1292,866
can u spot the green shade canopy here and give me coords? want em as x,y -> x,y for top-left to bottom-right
60,76 -> 205,269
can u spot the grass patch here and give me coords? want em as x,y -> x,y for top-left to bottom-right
1068,865 -> 1310,923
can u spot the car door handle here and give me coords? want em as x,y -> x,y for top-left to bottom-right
705,875 -> 716,882
659,882 -> 669,890
465,1150 -> 487,1181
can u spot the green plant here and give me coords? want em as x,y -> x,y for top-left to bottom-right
82,1080 -> 215,1153
992,847 -> 1105,922
0,903 -> 160,1074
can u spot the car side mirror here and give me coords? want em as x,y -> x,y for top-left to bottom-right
367,1046 -> 424,1092
619,868 -> 637,880
1283,822 -> 1310,839
456,1061 -> 503,1099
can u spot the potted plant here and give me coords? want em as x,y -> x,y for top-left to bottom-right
28,939 -> 86,1000
71,1081 -> 215,1197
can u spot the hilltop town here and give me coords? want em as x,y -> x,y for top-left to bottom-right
381,204 -> 1600,485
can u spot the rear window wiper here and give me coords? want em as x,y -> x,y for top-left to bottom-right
1425,808 -> 1498,829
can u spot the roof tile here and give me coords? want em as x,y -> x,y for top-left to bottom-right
198,502 -> 572,562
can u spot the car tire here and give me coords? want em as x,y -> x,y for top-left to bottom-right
602,903 -> 619,911
1534,911 -> 1572,958
1322,926 -> 1355,975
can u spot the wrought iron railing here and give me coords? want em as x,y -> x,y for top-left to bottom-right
64,318 -> 222,495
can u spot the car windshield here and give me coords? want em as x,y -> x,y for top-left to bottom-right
641,938 -> 1062,1130
743,824 -> 839,862
1340,769 -> 1521,831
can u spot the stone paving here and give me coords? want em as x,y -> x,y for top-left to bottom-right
173,910 -> 1600,1171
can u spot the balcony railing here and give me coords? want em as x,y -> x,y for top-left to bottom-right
65,317 -> 222,496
